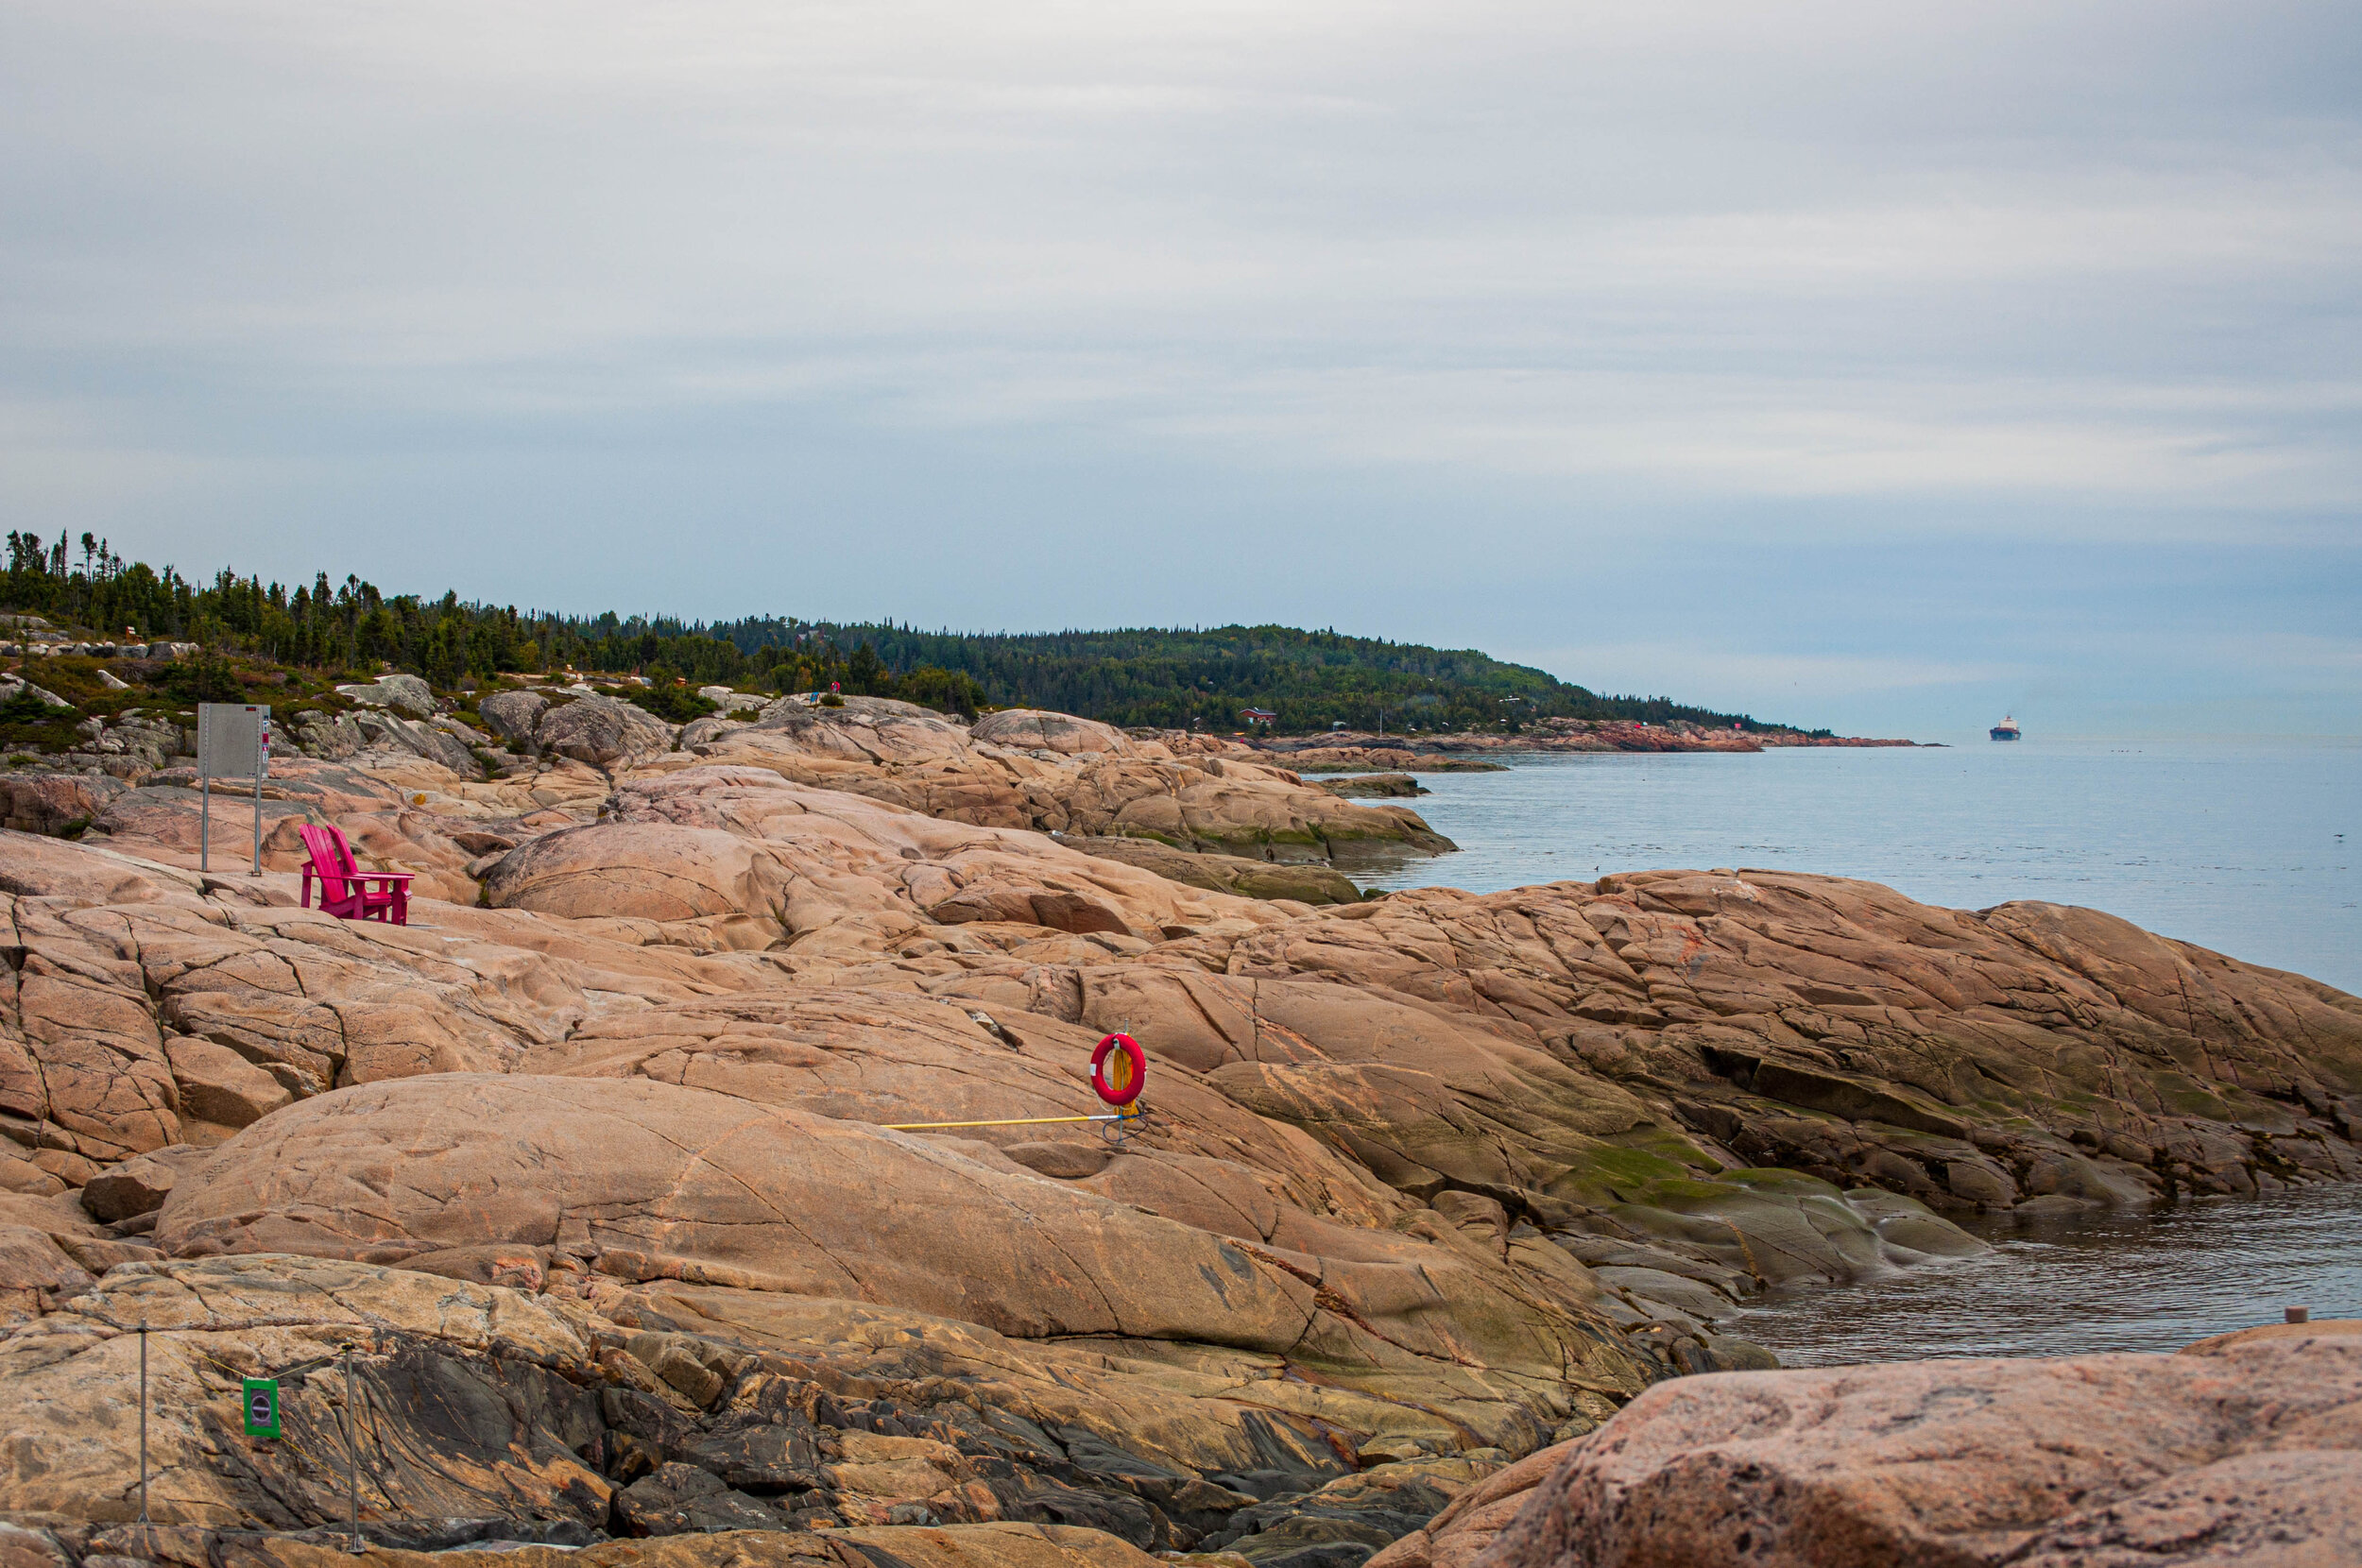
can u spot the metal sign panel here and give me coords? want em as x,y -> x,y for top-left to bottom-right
197,704 -> 270,780
242,1376 -> 281,1438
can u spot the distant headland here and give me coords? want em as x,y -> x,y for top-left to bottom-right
0,536 -> 1912,745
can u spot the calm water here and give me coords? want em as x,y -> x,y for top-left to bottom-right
1738,1184 -> 2362,1365
1364,736 -> 2360,994
1361,736 -> 2361,1360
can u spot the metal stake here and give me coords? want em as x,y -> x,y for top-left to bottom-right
198,775 -> 210,874
137,1321 -> 150,1548
341,1344 -> 365,1554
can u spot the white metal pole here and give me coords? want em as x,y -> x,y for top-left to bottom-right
137,1321 -> 150,1547
198,775 -> 210,874
343,1344 -> 364,1553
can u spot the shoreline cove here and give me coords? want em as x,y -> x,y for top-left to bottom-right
1358,739 -> 2362,1374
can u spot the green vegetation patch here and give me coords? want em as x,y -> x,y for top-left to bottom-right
1720,1167 -> 1849,1199
1552,1135 -> 1737,1208
624,681 -> 719,724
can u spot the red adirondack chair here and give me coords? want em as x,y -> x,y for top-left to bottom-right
299,823 -> 413,925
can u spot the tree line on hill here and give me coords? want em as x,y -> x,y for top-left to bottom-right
0,534 -> 1810,734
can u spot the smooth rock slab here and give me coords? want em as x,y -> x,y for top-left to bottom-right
151,1072 -> 1608,1381
1064,835 -> 1361,905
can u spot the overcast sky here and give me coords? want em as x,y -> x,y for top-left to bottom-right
4,1 -> 2356,737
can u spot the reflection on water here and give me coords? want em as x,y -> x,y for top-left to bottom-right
1736,1183 -> 2362,1366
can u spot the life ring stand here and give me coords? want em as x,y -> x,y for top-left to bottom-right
1091,1032 -> 1147,1107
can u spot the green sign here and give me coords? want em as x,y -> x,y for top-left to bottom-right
242,1377 -> 281,1439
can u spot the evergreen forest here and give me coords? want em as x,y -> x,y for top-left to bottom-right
0,533 -> 1812,734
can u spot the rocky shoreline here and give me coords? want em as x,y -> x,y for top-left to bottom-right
0,688 -> 2353,1567
1243,717 -> 1921,765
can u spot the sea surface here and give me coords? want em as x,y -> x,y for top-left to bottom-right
1362,735 -> 2359,994
1360,735 -> 2361,1361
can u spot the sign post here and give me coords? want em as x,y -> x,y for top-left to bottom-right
196,704 -> 270,875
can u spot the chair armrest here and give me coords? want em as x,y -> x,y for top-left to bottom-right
354,871 -> 417,885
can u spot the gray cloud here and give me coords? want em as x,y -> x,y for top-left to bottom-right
2,0 -> 2355,732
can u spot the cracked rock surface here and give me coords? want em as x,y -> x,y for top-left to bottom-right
0,702 -> 2354,1568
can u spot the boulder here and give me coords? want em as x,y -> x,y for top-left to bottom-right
164,1033 -> 295,1127
534,693 -> 676,769
972,709 -> 1135,757
285,708 -> 367,759
678,713 -> 751,748
477,689 -> 550,748
697,686 -> 766,714
334,673 -> 436,717
63,712 -> 189,774
1478,1331 -> 2362,1568
77,1143 -> 214,1222
347,708 -> 481,772
1320,773 -> 1427,798
0,677 -> 74,711
0,770 -> 128,835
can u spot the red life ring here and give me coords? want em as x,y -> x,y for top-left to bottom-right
1091,1032 -> 1146,1106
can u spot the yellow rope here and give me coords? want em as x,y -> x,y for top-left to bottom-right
881,1112 -> 1120,1131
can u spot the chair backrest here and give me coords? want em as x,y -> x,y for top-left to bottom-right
321,822 -> 365,878
298,824 -> 350,901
